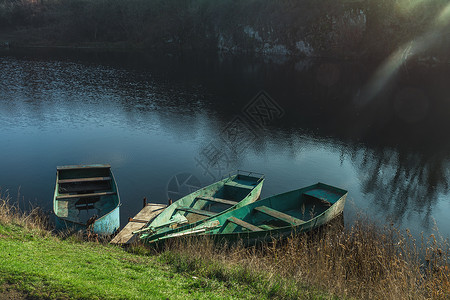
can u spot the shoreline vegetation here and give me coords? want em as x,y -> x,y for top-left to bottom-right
1,194 -> 449,299
1,0 -> 450,62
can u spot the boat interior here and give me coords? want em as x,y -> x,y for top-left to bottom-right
55,166 -> 118,225
177,173 -> 262,223
217,187 -> 343,234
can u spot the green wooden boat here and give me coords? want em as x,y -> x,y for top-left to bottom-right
138,171 -> 265,240
53,164 -> 120,235
146,183 -> 347,245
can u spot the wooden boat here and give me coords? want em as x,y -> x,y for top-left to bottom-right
146,183 -> 347,245
138,171 -> 265,240
53,164 -> 120,235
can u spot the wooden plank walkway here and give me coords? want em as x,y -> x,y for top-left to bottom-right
110,203 -> 167,245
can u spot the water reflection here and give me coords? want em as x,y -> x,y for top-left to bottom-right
351,144 -> 449,229
0,49 -> 449,236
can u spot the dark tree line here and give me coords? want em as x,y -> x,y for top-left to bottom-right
1,0 -> 449,56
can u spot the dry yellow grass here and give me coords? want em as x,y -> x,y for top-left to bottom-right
156,216 -> 450,300
0,192 -> 49,233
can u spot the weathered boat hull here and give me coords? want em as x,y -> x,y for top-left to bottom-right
139,171 -> 265,241
215,191 -> 346,245
153,183 -> 347,245
53,164 -> 120,235
54,207 -> 120,235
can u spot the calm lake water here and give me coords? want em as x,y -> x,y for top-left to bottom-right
1,48 -> 449,238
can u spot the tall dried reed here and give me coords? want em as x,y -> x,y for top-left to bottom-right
0,191 -> 49,233
156,216 -> 449,299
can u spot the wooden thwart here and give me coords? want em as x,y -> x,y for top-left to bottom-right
57,164 -> 110,171
110,203 -> 167,245
196,196 -> 238,206
56,191 -> 116,200
224,182 -> 254,190
177,207 -> 217,217
58,182 -> 110,194
254,206 -> 305,226
227,217 -> 263,232
58,177 -> 111,184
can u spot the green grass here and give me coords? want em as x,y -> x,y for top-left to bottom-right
0,222 -> 330,299
0,224 -> 251,299
0,196 -> 333,299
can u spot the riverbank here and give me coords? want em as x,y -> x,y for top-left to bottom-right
2,0 -> 450,61
0,200 -> 299,299
1,196 -> 449,299
0,197 -> 330,299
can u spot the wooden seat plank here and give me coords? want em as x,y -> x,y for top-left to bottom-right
59,177 -> 111,184
57,164 -> 110,171
56,191 -> 116,200
196,196 -> 238,206
177,207 -> 217,217
58,183 -> 110,194
227,217 -> 263,232
254,206 -> 305,226
224,182 -> 254,190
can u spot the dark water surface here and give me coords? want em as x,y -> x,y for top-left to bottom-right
1,49 -> 449,238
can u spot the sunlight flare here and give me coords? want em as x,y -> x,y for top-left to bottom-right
358,2 -> 450,106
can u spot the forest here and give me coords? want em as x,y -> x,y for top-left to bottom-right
1,0 -> 450,59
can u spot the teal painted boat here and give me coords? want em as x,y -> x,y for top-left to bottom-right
146,183 -> 347,245
53,164 -> 120,235
138,171 -> 265,240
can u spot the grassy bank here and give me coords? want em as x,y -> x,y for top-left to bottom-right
0,196 -> 331,299
1,195 -> 449,299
